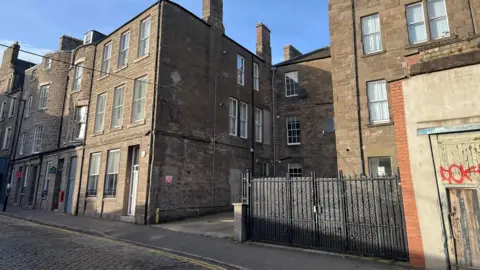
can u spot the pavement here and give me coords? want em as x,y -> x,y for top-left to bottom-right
154,212 -> 234,239
0,206 -> 411,270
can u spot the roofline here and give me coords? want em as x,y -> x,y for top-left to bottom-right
274,46 -> 331,67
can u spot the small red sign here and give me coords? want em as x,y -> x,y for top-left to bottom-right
165,176 -> 173,184
16,171 -> 22,178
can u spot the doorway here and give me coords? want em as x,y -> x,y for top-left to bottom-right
127,147 -> 139,216
51,159 -> 64,210
27,166 -> 38,206
64,157 -> 77,214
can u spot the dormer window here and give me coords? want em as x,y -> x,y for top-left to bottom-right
84,31 -> 93,45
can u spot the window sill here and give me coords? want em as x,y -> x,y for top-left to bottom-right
114,65 -> 128,73
362,50 -> 386,58
103,196 -> 116,200
286,94 -> 299,98
86,196 -> 97,201
287,143 -> 301,147
128,120 -> 146,128
93,130 -> 104,136
134,54 -> 150,63
98,74 -> 110,81
404,36 -> 456,51
367,121 -> 394,128
110,126 -> 123,132
38,108 -> 47,111
71,89 -> 81,94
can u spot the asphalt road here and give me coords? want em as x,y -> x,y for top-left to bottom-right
0,217 -> 226,270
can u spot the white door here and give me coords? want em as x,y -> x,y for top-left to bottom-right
127,147 -> 139,216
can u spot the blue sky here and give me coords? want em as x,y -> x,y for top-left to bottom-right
0,0 -> 330,64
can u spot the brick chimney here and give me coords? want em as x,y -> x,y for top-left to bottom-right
256,22 -> 271,64
59,35 -> 83,51
283,45 -> 302,61
202,0 -> 224,32
1,41 -> 20,67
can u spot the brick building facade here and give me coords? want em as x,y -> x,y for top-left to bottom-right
273,45 -> 337,177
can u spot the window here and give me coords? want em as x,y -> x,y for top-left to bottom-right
105,149 -> 120,197
87,153 -> 101,196
30,70 -> 37,81
255,108 -> 263,143
132,77 -> 147,122
0,101 -> 5,120
2,127 -> 11,150
369,157 -> 392,177
253,62 -> 260,90
8,96 -> 15,117
19,132 -> 26,155
32,125 -> 43,153
138,17 -> 151,57
361,13 -> 383,54
229,98 -> 238,136
95,93 -> 106,132
84,31 -> 93,45
23,166 -> 30,190
286,116 -> 301,145
6,77 -> 11,91
367,80 -> 390,124
288,164 -> 303,178
112,85 -> 125,128
285,71 -> 299,97
427,0 -> 449,39
118,31 -> 130,68
237,55 -> 245,86
38,85 -> 49,109
45,58 -> 52,70
73,63 -> 83,91
260,163 -> 271,177
43,161 -> 53,197
101,43 -> 112,75
239,102 -> 248,139
406,3 -> 428,44
73,106 -> 88,140
25,96 -> 32,118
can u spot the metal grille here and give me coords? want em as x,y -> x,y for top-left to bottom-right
243,171 -> 409,261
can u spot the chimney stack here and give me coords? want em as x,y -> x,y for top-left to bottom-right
59,35 -> 83,51
1,41 -> 20,67
283,45 -> 302,61
256,22 -> 271,64
202,0 -> 224,32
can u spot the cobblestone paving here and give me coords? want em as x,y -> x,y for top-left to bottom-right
0,217 -> 223,270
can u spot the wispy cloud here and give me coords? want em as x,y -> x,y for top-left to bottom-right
0,40 -> 53,64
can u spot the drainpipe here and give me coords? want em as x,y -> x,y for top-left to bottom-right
351,0 -> 366,175
271,66 -> 276,176
212,74 -> 218,205
250,58 -> 255,176
57,74 -> 70,149
144,0 -> 163,225
468,0 -> 478,35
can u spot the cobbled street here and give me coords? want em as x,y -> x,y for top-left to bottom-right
0,217 -> 224,270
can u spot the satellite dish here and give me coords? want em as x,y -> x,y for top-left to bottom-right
297,87 -> 308,98
321,116 -> 335,134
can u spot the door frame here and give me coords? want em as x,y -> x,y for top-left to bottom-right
64,156 -> 77,214
127,146 -> 140,217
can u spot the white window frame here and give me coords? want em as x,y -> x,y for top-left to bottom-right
427,0 -> 450,40
8,95 -> 15,117
138,17 -> 151,58
361,13 -> 383,54
132,77 -> 147,122
73,106 -> 88,140
406,2 -> 428,44
73,63 -> 84,92
23,166 -> 30,189
285,71 -> 299,97
253,62 -> 260,91
105,149 -> 120,197
118,31 -> 130,68
32,125 -> 43,153
288,164 -> 303,178
2,127 -> 11,150
368,156 -> 393,177
95,93 -> 106,133
87,153 -> 101,197
239,102 -> 248,139
45,57 -> 52,70
255,108 -> 263,143
229,98 -> 238,136
43,161 -> 53,196
25,96 -> 33,118
237,55 -> 245,86
84,31 -> 93,45
286,116 -> 301,145
30,70 -> 37,81
101,42 -> 112,75
0,101 -> 6,120
367,80 -> 390,124
112,85 -> 125,128
19,132 -> 26,155
38,85 -> 49,109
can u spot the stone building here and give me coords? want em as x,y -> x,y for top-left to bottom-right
0,42 -> 35,203
329,0 -> 480,268
71,0 -> 273,224
273,45 -> 337,177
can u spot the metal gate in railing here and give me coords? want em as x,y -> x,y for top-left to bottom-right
242,171 -> 409,261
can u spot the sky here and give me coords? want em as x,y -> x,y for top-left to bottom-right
0,0 -> 330,65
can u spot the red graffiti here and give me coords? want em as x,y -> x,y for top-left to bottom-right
440,164 -> 480,184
